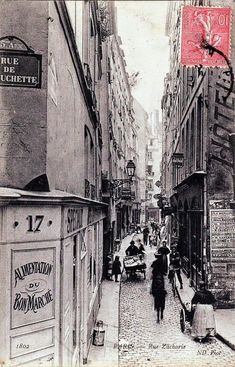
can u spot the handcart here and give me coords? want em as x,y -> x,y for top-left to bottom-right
123,255 -> 146,279
180,301 -> 194,333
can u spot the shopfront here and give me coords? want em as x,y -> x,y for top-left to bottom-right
0,189 -> 106,366
174,175 -> 204,288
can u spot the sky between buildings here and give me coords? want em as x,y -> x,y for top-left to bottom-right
115,0 -> 170,116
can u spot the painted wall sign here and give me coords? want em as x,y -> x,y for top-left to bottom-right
64,207 -> 83,234
0,52 -> 41,88
210,209 -> 235,270
11,248 -> 55,328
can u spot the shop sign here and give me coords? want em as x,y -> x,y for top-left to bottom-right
121,188 -> 131,200
11,248 -> 55,328
172,153 -> 184,167
210,209 -> 235,270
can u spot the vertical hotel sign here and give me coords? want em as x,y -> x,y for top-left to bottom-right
0,36 -> 41,88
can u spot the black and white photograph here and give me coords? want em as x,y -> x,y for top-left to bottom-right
0,1 -> 234,366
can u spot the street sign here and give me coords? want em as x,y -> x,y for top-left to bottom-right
0,52 -> 42,88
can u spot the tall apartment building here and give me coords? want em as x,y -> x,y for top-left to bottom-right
133,98 -> 148,226
100,13 -> 142,248
0,1 -> 106,365
161,0 -> 235,307
146,110 -> 162,223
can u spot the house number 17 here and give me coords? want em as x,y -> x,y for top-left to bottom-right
26,215 -> 44,233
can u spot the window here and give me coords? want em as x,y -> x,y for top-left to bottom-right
147,165 -> 152,175
148,151 -> 153,160
185,119 -> 189,172
84,126 -> 95,183
196,98 -> 202,170
147,180 -> 153,191
190,109 -> 195,172
66,1 -> 83,58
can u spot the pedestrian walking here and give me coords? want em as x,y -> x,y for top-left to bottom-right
151,253 -> 165,276
112,256 -> 122,282
191,281 -> 216,341
136,224 -> 141,233
158,240 -> 170,275
150,273 -> 167,323
143,226 -> 150,246
169,243 -> 183,289
136,239 -> 145,256
106,253 -> 113,280
149,233 -> 155,247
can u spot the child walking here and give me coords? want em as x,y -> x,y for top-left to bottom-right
112,256 -> 122,282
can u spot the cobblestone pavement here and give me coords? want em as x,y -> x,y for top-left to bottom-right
119,244 -> 235,367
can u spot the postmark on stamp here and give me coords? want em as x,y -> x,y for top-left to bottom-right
181,6 -> 231,67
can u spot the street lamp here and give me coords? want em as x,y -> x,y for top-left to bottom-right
126,160 -> 136,180
112,160 -> 136,188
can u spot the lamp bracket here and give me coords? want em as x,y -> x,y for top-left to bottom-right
112,178 -> 132,188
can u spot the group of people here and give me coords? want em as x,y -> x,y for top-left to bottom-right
107,224 -> 217,341
150,239 -> 216,340
150,240 -> 183,323
109,238 -> 145,282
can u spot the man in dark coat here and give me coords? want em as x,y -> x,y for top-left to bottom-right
143,226 -> 150,246
151,253 -> 165,276
125,240 -> 139,256
169,243 -> 183,289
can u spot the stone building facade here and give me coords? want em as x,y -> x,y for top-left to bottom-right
161,0 -> 235,307
0,1 -> 106,366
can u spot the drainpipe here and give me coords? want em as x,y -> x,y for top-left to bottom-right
229,133 -> 235,205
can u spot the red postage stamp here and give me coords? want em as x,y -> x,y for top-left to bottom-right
181,6 -> 231,67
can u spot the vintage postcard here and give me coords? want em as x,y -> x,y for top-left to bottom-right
0,1 -> 234,367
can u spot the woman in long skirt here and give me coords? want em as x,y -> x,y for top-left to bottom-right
151,272 -> 167,323
191,281 -> 216,341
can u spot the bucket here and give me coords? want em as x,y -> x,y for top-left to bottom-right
92,320 -> 105,346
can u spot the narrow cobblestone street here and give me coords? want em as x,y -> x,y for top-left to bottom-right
119,244 -> 235,367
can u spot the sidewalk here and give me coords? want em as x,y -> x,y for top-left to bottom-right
176,272 -> 235,350
87,234 -> 135,367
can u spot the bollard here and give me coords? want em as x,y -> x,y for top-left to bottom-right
92,320 -> 105,346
